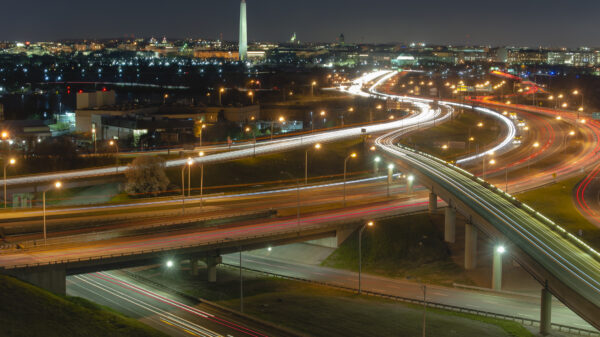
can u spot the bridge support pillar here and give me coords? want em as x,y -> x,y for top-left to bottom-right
205,256 -> 222,283
190,258 -> 199,276
492,247 -> 503,291
464,223 -> 477,270
444,207 -> 456,243
540,287 -> 552,335
428,193 -> 437,212
7,266 -> 66,295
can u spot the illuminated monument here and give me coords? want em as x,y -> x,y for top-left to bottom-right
239,0 -> 248,61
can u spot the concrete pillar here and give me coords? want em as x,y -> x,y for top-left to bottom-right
492,247 -> 503,291
9,266 -> 66,295
540,287 -> 552,335
206,256 -> 222,283
190,258 -> 199,276
428,193 -> 437,212
464,223 -> 478,270
444,207 -> 456,243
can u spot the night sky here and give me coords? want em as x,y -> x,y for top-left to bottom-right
2,0 -> 599,47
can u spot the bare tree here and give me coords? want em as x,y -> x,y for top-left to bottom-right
125,156 -> 169,196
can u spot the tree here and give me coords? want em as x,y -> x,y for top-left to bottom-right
125,156 -> 169,196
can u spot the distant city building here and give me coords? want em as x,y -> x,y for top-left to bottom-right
239,0 -> 248,61
76,90 -> 116,110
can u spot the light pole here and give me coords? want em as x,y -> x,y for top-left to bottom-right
320,110 -> 326,128
358,220 -> 374,294
373,156 -> 381,174
245,126 -> 256,157
387,163 -> 394,197
248,91 -> 254,104
305,143 -> 321,185
529,142 -> 540,173
108,140 -> 119,173
271,116 -> 284,140
218,88 -> 225,106
483,158 -> 495,180
3,157 -> 15,208
311,81 -> 317,97
91,126 -> 97,154
198,151 -> 205,205
281,171 -> 301,232
198,124 -> 206,147
43,181 -> 62,245
343,152 -> 357,207
565,130 -> 575,155
573,90 -> 584,118
181,158 -> 193,214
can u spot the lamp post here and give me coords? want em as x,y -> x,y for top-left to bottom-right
108,140 -> 119,173
529,142 -> 540,172
248,91 -> 254,104
573,90 -> 584,118
358,220 -> 374,294
3,158 -> 15,208
373,156 -> 381,174
245,126 -> 256,157
181,158 -> 193,214
91,126 -> 97,154
281,171 -> 301,232
43,181 -> 62,245
218,88 -> 225,106
483,158 -> 495,180
270,116 -> 284,140
387,163 -> 394,197
565,130 -> 576,155
320,110 -> 326,128
343,153 -> 357,207
311,81 -> 317,97
305,143 -> 321,185
198,124 -> 206,147
198,151 -> 205,205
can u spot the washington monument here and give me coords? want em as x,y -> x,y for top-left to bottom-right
239,0 -> 248,61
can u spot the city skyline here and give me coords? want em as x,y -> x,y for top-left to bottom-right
1,0 -> 600,47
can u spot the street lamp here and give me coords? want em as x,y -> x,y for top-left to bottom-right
483,158 -> 495,180
343,153 -> 357,207
91,126 -> 97,154
3,158 -> 15,208
245,126 -> 257,156
108,140 -> 119,173
43,181 -> 62,245
218,88 -> 225,105
305,143 -> 321,185
181,158 -> 193,214
358,220 -> 374,294
248,91 -> 254,104
374,156 -> 381,174
529,142 -> 540,172
311,81 -> 317,97
387,163 -> 395,197
198,151 -> 205,205
270,116 -> 285,140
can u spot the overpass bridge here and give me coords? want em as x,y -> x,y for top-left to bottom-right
376,128 -> 600,332
0,198 -> 427,294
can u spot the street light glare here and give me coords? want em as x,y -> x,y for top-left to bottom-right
198,151 -> 205,157
533,142 -> 540,148
407,175 -> 414,182
9,158 -> 15,165
388,164 -> 394,170
374,156 -> 381,162
187,158 -> 194,166
367,221 -> 374,227
55,181 -> 62,189
350,153 -> 357,158
314,143 -> 322,149
278,116 -> 285,122
166,260 -> 174,268
497,246 -> 506,254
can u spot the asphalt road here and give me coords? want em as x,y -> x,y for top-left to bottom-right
220,254 -> 594,330
67,270 -> 289,337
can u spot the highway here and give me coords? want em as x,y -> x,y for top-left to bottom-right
68,270 -> 289,337
220,254 -> 594,330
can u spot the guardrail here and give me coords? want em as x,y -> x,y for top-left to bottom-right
222,263 -> 600,337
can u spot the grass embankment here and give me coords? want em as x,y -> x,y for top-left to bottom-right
517,174 -> 600,249
0,274 -> 167,337
322,214 -> 472,286
108,138 -> 374,202
135,264 -> 530,337
400,110 -> 503,161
